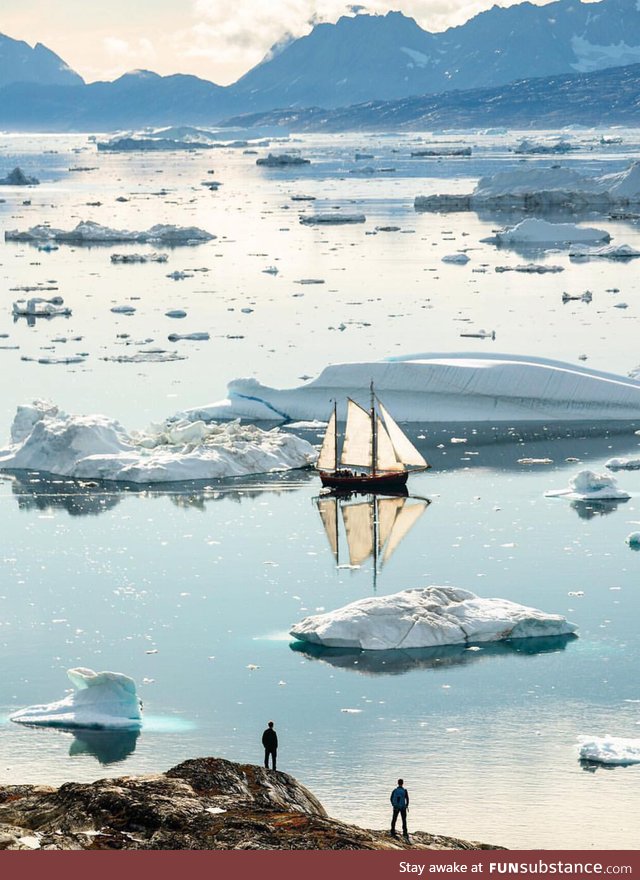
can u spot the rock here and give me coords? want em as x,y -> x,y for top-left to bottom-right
0,757 -> 503,850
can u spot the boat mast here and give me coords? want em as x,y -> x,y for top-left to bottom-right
370,380 -> 377,476
333,400 -> 338,473
372,493 -> 378,592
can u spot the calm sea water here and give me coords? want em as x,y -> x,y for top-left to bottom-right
0,132 -> 639,849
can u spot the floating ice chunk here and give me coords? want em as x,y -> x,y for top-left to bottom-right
110,305 -> 136,314
606,457 -> 640,470
0,400 -> 315,482
290,586 -> 577,650
110,253 -> 169,264
165,309 -> 187,318
0,167 -> 39,186
10,668 -> 142,730
12,297 -> 71,318
300,213 -> 365,225
5,221 -> 215,245
166,270 -> 193,280
188,353 -> 640,423
578,735 -> 640,765
545,469 -> 631,501
626,532 -> 640,548
514,138 -> 574,154
256,153 -> 310,166
568,243 -> 640,260
483,219 -> 610,247
168,332 -> 210,341
442,253 -> 470,264
495,263 -> 564,274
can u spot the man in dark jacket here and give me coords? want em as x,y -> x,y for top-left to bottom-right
390,778 -> 409,839
262,720 -> 278,770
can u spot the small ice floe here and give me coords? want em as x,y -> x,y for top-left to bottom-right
341,708 -> 363,714
0,400 -> 315,481
578,735 -> 640,765
5,221 -> 215,245
262,266 -> 279,275
168,332 -> 210,341
625,532 -> 640,549
545,470 -> 630,501
290,586 -> 577,650
0,167 -> 39,186
562,291 -> 592,304
495,263 -> 564,274
166,270 -> 193,280
102,350 -> 186,364
460,329 -> 495,339
165,309 -> 187,318
518,458 -> 553,465
111,253 -> 168,264
514,138 -> 574,155
300,213 -> 365,225
614,302 -> 629,309
13,297 -> 71,318
442,253 -> 470,264
9,668 -> 143,730
569,243 -> 640,260
111,305 -> 136,314
606,457 -> 640,470
294,278 -> 324,285
290,195 -> 316,201
483,219 -> 610,247
256,153 -> 310,166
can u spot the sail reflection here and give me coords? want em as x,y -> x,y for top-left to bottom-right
291,634 -> 577,676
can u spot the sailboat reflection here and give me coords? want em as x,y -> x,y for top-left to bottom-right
316,491 -> 430,589
68,728 -> 140,765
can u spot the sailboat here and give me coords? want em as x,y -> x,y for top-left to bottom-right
316,382 -> 429,492
316,493 -> 430,590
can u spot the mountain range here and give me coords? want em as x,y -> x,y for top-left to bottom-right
1,0 -> 640,129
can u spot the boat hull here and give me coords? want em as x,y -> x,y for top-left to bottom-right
319,470 -> 409,493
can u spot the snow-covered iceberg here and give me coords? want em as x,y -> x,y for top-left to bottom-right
5,221 -> 215,245
483,219 -> 609,247
290,586 -> 577,650
10,668 -> 142,731
569,243 -> 640,260
184,353 -> 640,423
578,736 -> 640,765
414,160 -> 640,213
545,470 -> 631,501
606,456 -> 640,470
0,401 -> 315,482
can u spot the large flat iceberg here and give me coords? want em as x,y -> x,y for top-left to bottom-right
0,401 -> 315,482
414,161 -> 640,213
5,221 -> 215,245
10,668 -> 143,731
290,586 -> 577,650
578,736 -> 640,765
184,353 -> 640,423
483,219 -> 609,247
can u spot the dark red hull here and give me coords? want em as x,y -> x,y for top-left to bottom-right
319,470 -> 409,493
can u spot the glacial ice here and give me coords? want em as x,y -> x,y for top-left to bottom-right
256,153 -> 310,166
13,297 -> 71,318
578,736 -> 640,765
545,469 -> 631,501
568,243 -> 640,260
185,353 -> 640,423
483,219 -> 609,247
0,167 -> 40,186
442,253 -> 470,264
414,160 -> 640,212
290,586 -> 577,650
10,668 -> 143,730
300,213 -> 366,225
0,401 -> 315,482
606,457 -> 640,470
5,221 -> 215,245
626,532 -> 640,548
111,252 -> 169,264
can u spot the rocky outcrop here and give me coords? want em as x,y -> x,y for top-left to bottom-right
0,757 -> 503,850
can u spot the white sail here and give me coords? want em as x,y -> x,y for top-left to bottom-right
375,417 -> 404,472
379,402 -> 428,468
376,497 -> 406,554
317,411 -> 337,470
342,501 -> 374,566
340,399 -> 373,468
317,497 -> 339,562
382,500 -> 429,565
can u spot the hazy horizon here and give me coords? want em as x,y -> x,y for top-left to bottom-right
1,0 -> 600,87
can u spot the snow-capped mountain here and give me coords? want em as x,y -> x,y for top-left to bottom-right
0,33 -> 83,89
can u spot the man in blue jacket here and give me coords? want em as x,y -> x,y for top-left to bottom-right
390,778 -> 409,839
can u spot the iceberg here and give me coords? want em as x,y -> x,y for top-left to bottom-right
483,219 -> 609,247
0,401 -> 315,483
626,532 -> 640,548
514,138 -> 574,154
545,469 -> 631,501
578,736 -> 640,765
442,253 -> 470,264
414,160 -> 640,213
10,668 -> 143,730
5,221 -> 215,245
290,586 -> 577,650
256,153 -> 310,166
0,167 -> 40,186
606,457 -> 640,470
12,297 -> 71,318
300,213 -> 366,225
184,353 -> 640,423
568,243 -> 640,260
111,252 -> 169,264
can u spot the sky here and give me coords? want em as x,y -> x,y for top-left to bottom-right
2,0 -> 590,85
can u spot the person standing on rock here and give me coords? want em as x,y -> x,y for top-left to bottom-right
262,720 -> 278,770
390,778 -> 409,839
